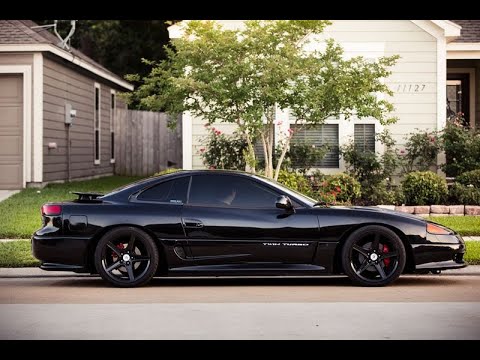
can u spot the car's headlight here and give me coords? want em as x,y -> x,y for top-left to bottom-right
427,223 -> 453,235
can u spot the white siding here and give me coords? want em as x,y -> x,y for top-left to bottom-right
189,20 -> 438,169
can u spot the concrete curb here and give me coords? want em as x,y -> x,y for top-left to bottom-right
0,266 -> 479,278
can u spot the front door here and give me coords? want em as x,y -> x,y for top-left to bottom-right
182,174 -> 319,266
447,74 -> 470,127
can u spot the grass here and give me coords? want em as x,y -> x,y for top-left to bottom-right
1,240 -> 480,268
0,240 -> 39,267
428,216 -> 480,236
0,176 -> 143,239
465,241 -> 480,265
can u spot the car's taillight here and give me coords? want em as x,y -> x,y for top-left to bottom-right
427,223 -> 451,235
41,204 -> 62,216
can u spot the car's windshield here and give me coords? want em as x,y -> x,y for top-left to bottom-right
252,174 -> 317,207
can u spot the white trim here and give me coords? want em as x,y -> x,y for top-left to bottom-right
0,65 -> 32,187
0,44 -> 133,91
447,43 -> 480,51
430,20 -> 462,40
447,43 -> 480,59
447,51 -> 480,60
32,53 -> 43,183
94,82 -> 101,165
411,20 -> 446,39
447,68 -> 476,129
110,89 -> 116,163
182,112 -> 193,169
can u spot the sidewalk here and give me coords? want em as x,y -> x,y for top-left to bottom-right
1,266 -> 479,278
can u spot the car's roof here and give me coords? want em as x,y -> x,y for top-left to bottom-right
101,170 -> 259,201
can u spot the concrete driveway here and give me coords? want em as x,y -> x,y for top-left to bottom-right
0,190 -> 19,202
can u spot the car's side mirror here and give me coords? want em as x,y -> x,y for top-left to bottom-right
276,195 -> 294,212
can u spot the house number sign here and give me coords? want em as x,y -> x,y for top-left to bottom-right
395,84 -> 426,93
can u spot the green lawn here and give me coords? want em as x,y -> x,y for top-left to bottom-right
465,241 -> 480,265
2,240 -> 479,267
0,241 -> 39,267
428,216 -> 480,237
0,176 -> 142,239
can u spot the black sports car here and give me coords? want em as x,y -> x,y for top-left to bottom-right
32,170 -> 466,287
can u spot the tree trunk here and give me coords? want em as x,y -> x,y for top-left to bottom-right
244,131 -> 256,173
274,136 -> 290,181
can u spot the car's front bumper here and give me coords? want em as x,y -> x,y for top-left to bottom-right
412,233 -> 467,271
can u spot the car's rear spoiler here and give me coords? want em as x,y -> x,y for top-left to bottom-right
72,192 -> 104,203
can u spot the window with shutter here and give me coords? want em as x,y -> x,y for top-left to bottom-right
354,124 -> 375,153
290,124 -> 339,168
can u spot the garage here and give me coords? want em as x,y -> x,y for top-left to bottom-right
0,74 -> 23,189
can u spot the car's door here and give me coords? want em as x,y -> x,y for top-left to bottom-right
181,174 -> 320,265
132,175 -> 193,268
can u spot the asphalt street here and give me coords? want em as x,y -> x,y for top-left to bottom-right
1,273 -> 480,339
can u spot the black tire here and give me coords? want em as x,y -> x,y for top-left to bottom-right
341,225 -> 406,287
94,226 -> 159,287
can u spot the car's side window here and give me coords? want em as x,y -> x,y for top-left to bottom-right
136,176 -> 190,204
188,175 -> 280,208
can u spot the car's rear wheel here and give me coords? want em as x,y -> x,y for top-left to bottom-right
342,225 -> 406,287
94,226 -> 159,287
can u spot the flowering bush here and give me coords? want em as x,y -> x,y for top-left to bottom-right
200,126 -> 248,170
398,129 -> 441,174
440,118 -> 480,177
317,173 -> 361,204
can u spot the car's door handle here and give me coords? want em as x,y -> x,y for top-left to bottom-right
183,218 -> 204,229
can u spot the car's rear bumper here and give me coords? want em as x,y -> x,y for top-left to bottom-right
40,262 -> 89,273
31,234 -> 91,271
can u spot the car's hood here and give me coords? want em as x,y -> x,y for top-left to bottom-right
322,205 -> 428,222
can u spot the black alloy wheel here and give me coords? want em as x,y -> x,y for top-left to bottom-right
94,226 -> 159,287
342,225 -> 406,287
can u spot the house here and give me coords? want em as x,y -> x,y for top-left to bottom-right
0,20 -> 133,189
169,20 -> 480,174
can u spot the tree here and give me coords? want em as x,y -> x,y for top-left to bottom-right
128,20 -> 399,179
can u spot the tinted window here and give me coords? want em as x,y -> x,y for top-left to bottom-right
137,176 -> 189,203
188,175 -> 279,208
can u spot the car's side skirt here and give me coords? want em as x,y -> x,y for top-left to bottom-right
167,263 -> 327,276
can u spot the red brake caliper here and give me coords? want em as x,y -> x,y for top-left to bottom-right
383,244 -> 391,267
112,243 -> 125,260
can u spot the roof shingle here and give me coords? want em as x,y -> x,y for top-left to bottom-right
451,20 -> 480,43
0,20 -> 128,85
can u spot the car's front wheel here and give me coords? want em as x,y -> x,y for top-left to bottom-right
94,226 -> 159,287
342,225 -> 406,287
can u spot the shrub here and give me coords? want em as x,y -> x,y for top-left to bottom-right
200,126 -> 248,170
370,181 -> 404,205
276,170 -> 312,195
398,129 -> 441,174
401,171 -> 448,205
440,121 -> 480,177
341,129 -> 398,202
319,173 -> 361,204
154,168 -> 182,176
448,183 -> 480,205
456,169 -> 480,188
287,141 -> 329,174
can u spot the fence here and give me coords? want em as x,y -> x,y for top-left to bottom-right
114,109 -> 182,176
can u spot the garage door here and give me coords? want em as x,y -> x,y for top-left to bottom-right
0,74 -> 23,189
